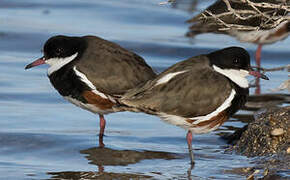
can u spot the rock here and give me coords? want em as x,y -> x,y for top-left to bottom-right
232,106 -> 290,157
270,128 -> 284,136
225,106 -> 290,179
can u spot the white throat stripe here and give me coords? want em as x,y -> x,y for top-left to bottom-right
213,65 -> 249,88
47,53 -> 78,75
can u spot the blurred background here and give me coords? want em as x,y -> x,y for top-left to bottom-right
0,0 -> 289,179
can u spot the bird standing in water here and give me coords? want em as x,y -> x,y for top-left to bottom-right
187,0 -> 290,68
186,0 -> 289,93
25,35 -> 156,147
117,47 -> 269,165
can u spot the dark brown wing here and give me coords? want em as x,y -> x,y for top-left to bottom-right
76,36 -> 156,96
121,56 -> 233,118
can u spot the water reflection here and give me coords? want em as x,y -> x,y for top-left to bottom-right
244,93 -> 290,111
48,171 -> 151,180
80,147 -> 180,166
47,147 -> 181,179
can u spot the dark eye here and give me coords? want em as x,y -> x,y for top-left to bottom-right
55,48 -> 63,56
234,59 -> 240,64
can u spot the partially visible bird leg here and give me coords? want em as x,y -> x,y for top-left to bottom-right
255,44 -> 262,68
186,131 -> 195,165
186,130 -> 195,179
255,44 -> 263,94
99,114 -> 106,148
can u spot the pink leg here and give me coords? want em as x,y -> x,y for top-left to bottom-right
255,44 -> 262,94
186,131 -> 195,165
255,44 -> 262,67
99,114 -> 106,148
255,77 -> 261,95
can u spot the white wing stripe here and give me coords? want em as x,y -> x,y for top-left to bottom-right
155,70 -> 187,86
73,67 -> 108,99
191,89 -> 236,124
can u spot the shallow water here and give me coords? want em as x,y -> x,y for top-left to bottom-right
0,0 -> 289,179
